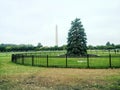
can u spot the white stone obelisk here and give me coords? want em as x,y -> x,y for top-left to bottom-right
55,25 -> 58,46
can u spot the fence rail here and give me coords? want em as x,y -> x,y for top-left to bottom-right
11,53 -> 120,68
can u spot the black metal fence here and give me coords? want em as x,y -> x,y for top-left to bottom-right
11,53 -> 120,68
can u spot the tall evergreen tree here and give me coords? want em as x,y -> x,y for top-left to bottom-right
67,18 -> 87,56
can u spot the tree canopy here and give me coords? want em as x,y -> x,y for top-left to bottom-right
67,18 -> 87,56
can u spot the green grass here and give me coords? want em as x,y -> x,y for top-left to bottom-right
0,55 -> 42,75
0,51 -> 120,90
15,56 -> 120,68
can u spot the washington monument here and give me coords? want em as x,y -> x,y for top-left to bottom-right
55,25 -> 58,46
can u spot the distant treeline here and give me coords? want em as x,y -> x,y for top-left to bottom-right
88,42 -> 120,50
0,42 -> 120,52
0,43 -> 66,52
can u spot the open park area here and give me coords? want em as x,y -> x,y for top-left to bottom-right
12,50 -> 120,68
0,51 -> 120,90
0,0 -> 120,90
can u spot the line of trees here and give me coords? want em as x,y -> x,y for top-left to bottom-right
0,42 -> 120,52
0,43 -> 67,52
0,44 -> 35,52
88,42 -> 120,50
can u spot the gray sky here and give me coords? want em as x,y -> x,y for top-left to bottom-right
0,0 -> 120,46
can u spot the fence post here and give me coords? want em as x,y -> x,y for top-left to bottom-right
66,54 -> 67,67
32,55 -> 34,66
87,54 -> 89,68
15,54 -> 17,63
22,55 -> 24,65
13,54 -> 15,62
109,54 -> 112,68
11,54 -> 14,62
47,55 -> 48,67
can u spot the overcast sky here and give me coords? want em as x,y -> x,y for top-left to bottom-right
0,0 -> 120,46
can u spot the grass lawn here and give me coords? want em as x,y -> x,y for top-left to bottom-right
0,52 -> 120,90
15,54 -> 120,68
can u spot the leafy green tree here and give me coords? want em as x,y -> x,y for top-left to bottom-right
115,44 -> 120,48
106,42 -> 115,50
106,41 -> 111,46
87,45 -> 94,50
37,43 -> 43,48
67,18 -> 87,56
35,43 -> 43,51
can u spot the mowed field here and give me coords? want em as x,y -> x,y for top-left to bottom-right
0,51 -> 120,90
15,50 -> 120,68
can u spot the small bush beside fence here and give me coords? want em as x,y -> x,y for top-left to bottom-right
11,53 -> 120,68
